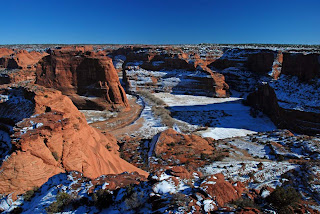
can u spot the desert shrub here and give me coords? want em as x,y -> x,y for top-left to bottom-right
23,186 -> 39,201
105,144 -> 112,151
92,189 -> 113,210
138,91 -> 179,128
171,192 -> 190,208
200,153 -> 209,160
167,142 -> 175,147
10,207 -> 23,214
248,171 -> 255,179
124,191 -> 144,210
266,186 -> 301,213
232,197 -> 260,209
213,154 -> 225,161
46,192 -> 73,213
137,91 -> 166,106
151,106 -> 175,127
51,151 -> 59,161
257,162 -> 263,170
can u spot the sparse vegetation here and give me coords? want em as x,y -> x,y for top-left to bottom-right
23,186 -> 39,201
51,151 -> 59,161
124,191 -> 144,210
266,186 -> 301,213
105,144 -> 112,151
232,197 -> 260,210
137,90 -> 178,128
92,189 -> 113,210
46,192 -> 73,213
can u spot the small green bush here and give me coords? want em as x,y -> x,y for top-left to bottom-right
51,151 -> 59,161
232,197 -> 260,209
92,189 -> 113,210
266,186 -> 301,213
23,186 -> 39,201
46,192 -> 72,213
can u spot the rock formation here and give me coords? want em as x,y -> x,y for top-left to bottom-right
246,83 -> 320,135
0,48 -> 14,58
282,52 -> 320,81
200,173 -> 245,207
0,85 -> 147,198
209,48 -> 276,74
36,49 -> 129,110
0,49 -> 48,70
113,46 -> 230,97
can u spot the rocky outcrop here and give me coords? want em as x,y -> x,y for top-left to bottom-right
246,51 -> 275,73
36,49 -> 129,110
0,48 -> 14,58
0,85 -> 147,198
281,53 -> 320,81
151,128 -> 229,170
209,48 -> 276,74
109,46 -> 230,97
246,83 -> 320,135
0,49 -> 48,70
0,69 -> 36,84
200,173 -> 246,208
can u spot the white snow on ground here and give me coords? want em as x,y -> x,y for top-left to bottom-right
201,161 -> 298,190
269,75 -> 320,113
153,180 -> 177,194
153,92 -> 241,106
79,110 -> 117,124
0,172 -> 97,214
154,93 -> 276,139
125,67 -> 214,96
228,138 -> 273,159
130,97 -> 167,138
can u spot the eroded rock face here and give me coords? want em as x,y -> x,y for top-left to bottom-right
0,48 -> 14,58
0,49 -> 48,70
36,49 -> 129,110
200,173 -> 245,207
0,85 -> 147,198
246,84 -> 320,135
152,128 -> 219,170
209,48 -> 276,74
110,46 -> 230,97
282,53 -> 320,81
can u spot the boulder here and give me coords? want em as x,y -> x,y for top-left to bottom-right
200,173 -> 245,207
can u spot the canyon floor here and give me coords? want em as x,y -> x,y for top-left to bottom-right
0,44 -> 319,213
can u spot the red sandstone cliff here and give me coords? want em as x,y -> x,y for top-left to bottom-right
246,83 -> 320,135
0,85 -> 147,198
36,49 -> 129,110
0,49 -> 48,70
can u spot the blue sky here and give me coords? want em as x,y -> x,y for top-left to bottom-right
1,0 -> 319,44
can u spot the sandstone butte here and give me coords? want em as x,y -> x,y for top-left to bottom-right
0,48 -> 14,58
36,48 -> 129,110
0,48 -> 48,70
0,85 -> 148,199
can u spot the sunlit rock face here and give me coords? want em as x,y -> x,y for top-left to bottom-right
36,48 -> 129,110
0,49 -> 48,70
109,46 -> 230,97
0,85 -> 147,199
